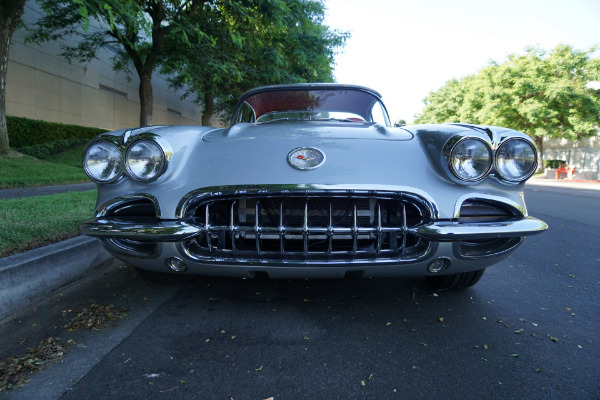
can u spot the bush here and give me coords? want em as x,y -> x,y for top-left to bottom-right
16,138 -> 90,159
543,159 -> 567,169
7,116 -> 107,148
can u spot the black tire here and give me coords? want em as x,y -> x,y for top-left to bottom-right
426,268 -> 485,290
135,267 -> 189,284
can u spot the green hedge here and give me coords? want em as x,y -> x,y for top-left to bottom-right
7,116 -> 108,148
543,159 -> 567,169
16,138 -> 90,159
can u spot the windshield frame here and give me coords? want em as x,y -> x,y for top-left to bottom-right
230,84 -> 391,127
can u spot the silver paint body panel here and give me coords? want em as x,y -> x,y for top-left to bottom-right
80,85 -> 546,278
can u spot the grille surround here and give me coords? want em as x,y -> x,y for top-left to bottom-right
180,190 -> 434,264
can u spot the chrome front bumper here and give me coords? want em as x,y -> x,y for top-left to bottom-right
80,216 -> 548,242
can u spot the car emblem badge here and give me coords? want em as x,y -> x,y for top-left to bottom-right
287,147 -> 326,170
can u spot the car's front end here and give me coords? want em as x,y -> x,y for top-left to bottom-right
80,84 -> 546,288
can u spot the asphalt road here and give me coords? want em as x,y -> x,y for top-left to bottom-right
2,183 -> 599,400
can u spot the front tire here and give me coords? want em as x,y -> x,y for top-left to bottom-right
426,269 -> 485,290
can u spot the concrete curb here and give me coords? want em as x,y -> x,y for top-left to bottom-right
0,236 -> 117,321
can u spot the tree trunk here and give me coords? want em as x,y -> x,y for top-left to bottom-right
0,30 -> 11,154
202,92 -> 214,126
138,69 -> 153,126
533,135 -> 544,172
0,0 -> 27,154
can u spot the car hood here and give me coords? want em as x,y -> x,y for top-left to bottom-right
202,121 -> 414,142
93,122 -> 528,220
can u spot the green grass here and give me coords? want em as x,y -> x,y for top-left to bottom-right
0,148 -> 90,189
0,191 -> 97,257
42,144 -> 86,168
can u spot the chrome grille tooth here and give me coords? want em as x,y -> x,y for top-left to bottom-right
327,202 -> 333,255
375,201 -> 382,255
230,200 -> 237,254
303,200 -> 309,256
352,203 -> 358,256
279,200 -> 285,255
205,203 -> 212,253
255,200 -> 261,255
401,202 -> 407,256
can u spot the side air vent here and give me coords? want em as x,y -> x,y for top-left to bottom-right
456,198 -> 524,258
458,199 -> 522,222
100,198 -> 160,258
103,198 -> 157,218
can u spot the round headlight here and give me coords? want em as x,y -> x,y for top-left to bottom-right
125,140 -> 165,182
449,138 -> 492,181
83,141 -> 122,183
495,139 -> 537,182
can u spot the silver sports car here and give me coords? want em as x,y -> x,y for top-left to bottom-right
80,83 -> 547,288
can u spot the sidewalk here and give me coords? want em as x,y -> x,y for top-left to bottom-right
526,175 -> 600,191
0,182 -> 95,200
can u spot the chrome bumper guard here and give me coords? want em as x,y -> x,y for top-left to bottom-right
413,216 -> 548,240
79,217 -> 201,242
80,216 -> 548,242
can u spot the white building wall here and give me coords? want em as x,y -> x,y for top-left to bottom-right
5,1 -> 211,131
543,135 -> 600,180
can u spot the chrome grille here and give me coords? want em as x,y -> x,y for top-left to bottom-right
181,192 -> 432,263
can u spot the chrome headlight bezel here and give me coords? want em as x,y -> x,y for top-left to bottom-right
446,137 -> 493,182
83,140 -> 123,183
494,138 -> 538,183
125,139 -> 168,183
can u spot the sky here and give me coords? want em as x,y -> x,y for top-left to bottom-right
324,0 -> 600,123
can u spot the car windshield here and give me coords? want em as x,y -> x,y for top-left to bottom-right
232,87 -> 391,127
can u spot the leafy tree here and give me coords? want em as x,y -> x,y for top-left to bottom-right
0,0 -> 27,154
164,0 -> 348,125
417,45 -> 600,163
28,0 -> 211,127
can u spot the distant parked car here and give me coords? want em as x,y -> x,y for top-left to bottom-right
80,83 -> 547,288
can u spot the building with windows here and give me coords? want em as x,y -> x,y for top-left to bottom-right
543,136 -> 600,180
6,2 -> 205,132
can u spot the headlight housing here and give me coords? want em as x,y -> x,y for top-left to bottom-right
495,139 -> 537,182
83,141 -> 122,183
125,140 -> 166,182
448,137 -> 492,182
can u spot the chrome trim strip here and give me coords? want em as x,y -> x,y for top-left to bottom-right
411,216 -> 548,241
175,185 -> 439,219
80,217 -> 201,241
176,242 -> 438,266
